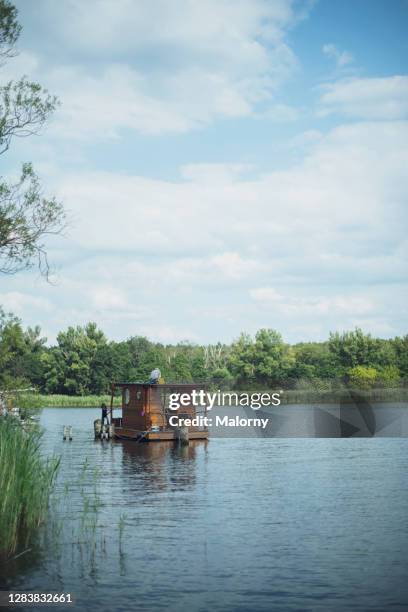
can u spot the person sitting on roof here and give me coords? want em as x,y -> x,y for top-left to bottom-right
148,368 -> 161,384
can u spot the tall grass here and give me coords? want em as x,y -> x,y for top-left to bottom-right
0,417 -> 60,557
279,387 -> 408,404
29,394 -> 122,408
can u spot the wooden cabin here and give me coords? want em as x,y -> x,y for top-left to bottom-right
109,382 -> 209,441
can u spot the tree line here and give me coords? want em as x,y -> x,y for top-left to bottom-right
0,308 -> 407,395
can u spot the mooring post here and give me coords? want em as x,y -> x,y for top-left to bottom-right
68,425 -> 73,441
175,425 -> 189,445
94,419 -> 102,439
63,425 -> 68,441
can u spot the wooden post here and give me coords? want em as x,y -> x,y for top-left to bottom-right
175,425 -> 189,445
94,419 -> 102,438
110,383 -> 115,423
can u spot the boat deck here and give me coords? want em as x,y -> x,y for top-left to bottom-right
113,426 -> 209,441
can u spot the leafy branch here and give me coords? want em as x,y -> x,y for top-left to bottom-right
0,163 -> 66,278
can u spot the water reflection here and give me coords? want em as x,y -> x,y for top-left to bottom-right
120,439 -> 206,492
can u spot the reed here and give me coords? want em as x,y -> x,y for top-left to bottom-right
0,417 -> 60,557
28,394 -> 122,407
279,386 -> 408,404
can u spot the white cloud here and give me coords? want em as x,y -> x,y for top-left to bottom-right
250,287 -> 283,302
180,163 -> 252,183
12,0 -> 309,137
8,118 -> 400,341
37,0 -> 299,60
136,324 -> 199,343
0,292 -> 52,317
322,43 -> 354,67
287,129 -> 323,150
48,121 -> 408,268
89,286 -> 129,311
250,288 -> 375,316
211,252 -> 262,280
319,75 -> 408,120
258,103 -> 300,121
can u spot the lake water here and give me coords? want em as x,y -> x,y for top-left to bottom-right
1,407 -> 408,611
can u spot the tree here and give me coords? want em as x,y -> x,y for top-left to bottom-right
290,342 -> 339,384
0,307 -> 25,386
228,329 -> 293,387
0,0 -> 20,62
53,323 -> 108,395
0,0 -> 65,278
347,365 -> 378,390
251,329 -> 293,385
0,163 -> 65,276
20,324 -> 47,386
377,365 -> 400,388
393,335 -> 408,380
0,307 -> 45,388
328,328 -> 379,372
228,332 -> 256,385
171,352 -> 193,382
190,353 -> 207,381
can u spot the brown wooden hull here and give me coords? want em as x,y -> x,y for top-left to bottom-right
113,427 -> 209,441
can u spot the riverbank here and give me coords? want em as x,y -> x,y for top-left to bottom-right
21,394 -> 122,408
18,387 -> 408,408
279,387 -> 408,404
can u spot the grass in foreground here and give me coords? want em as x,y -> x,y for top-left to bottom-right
0,417 -> 59,558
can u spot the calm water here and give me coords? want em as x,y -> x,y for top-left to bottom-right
2,407 -> 408,611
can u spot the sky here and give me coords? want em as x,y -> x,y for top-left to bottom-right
0,0 -> 407,345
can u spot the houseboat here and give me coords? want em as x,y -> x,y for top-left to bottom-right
98,382 -> 209,442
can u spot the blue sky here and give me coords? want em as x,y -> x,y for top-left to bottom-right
1,0 -> 407,344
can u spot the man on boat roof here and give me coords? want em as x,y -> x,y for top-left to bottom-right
148,367 -> 161,384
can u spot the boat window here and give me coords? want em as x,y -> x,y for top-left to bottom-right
124,388 -> 130,405
136,391 -> 142,400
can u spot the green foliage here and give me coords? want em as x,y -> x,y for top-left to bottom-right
347,365 -> 378,390
0,306 -> 45,389
229,332 -> 256,383
0,417 -> 59,556
0,309 -> 406,395
42,323 -> 109,395
0,78 -> 59,155
394,335 -> 408,378
34,394 -> 121,407
329,328 -> 379,371
229,329 -> 294,387
0,164 -> 65,276
0,0 -> 20,60
291,342 -> 337,380
0,1 -> 64,278
377,365 -> 400,388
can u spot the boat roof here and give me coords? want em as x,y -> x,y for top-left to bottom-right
113,382 -> 205,389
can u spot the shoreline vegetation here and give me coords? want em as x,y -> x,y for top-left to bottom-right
0,417 -> 59,558
15,387 -> 408,409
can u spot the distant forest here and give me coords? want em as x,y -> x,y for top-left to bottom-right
1,307 -> 407,395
